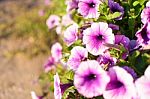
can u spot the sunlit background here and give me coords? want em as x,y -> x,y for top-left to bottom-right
0,0 -> 65,98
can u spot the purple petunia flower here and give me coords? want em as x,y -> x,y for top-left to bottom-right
64,24 -> 78,46
108,0 -> 124,20
78,0 -> 101,18
122,66 -> 137,80
115,35 -> 130,48
136,22 -> 150,46
74,60 -> 110,98
135,65 -> 150,99
46,15 -> 60,29
103,66 -> 137,99
44,56 -> 55,72
38,9 -> 44,16
83,22 -> 115,55
67,46 -> 88,70
108,23 -> 119,30
97,51 -> 117,68
66,0 -> 79,12
141,1 -> 150,24
54,73 -> 62,99
31,91 -> 43,99
51,42 -> 62,62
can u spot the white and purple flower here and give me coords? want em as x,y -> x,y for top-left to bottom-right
54,73 -> 62,99
136,22 -> 150,46
83,22 -> 115,55
103,66 -> 137,99
135,65 -> 150,99
78,0 -> 101,18
46,15 -> 60,29
97,51 -> 117,68
141,1 -> 150,24
51,42 -> 62,62
67,46 -> 88,70
74,60 -> 110,98
64,24 -> 78,46
31,91 -> 43,99
66,0 -> 79,12
44,56 -> 55,72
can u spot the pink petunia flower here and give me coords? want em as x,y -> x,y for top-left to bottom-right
103,66 -> 137,99
64,24 -> 78,46
51,42 -> 62,62
44,56 -> 55,72
46,15 -> 60,29
62,14 -> 74,26
78,0 -> 101,18
66,0 -> 79,12
54,73 -> 62,99
74,60 -> 110,98
83,22 -> 115,55
135,65 -> 150,99
31,91 -> 43,99
67,46 -> 88,70
141,1 -> 150,24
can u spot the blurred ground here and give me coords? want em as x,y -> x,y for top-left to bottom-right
0,0 -> 56,99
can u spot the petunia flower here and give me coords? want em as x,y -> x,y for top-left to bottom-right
51,42 -> 62,62
66,0 -> 79,12
46,15 -> 60,29
64,24 -> 78,46
67,46 -> 88,70
97,51 -> 117,68
103,66 -> 137,99
44,0 -> 51,5
31,91 -> 43,99
135,65 -> 150,99
141,1 -> 150,24
136,22 -> 150,46
74,60 -> 110,98
54,73 -> 62,99
83,22 -> 115,56
108,23 -> 119,30
108,0 -> 124,20
78,0 -> 101,18
38,9 -> 44,16
122,66 -> 137,80
61,14 -> 74,26
44,56 -> 55,72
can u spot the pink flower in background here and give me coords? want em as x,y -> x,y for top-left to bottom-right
83,22 -> 114,55
54,73 -> 62,99
46,15 -> 60,29
135,65 -> 150,99
51,42 -> 62,62
64,24 -> 78,46
66,0 -> 79,12
38,9 -> 44,16
44,0 -> 51,5
74,60 -> 110,98
62,14 -> 74,26
78,0 -> 101,18
103,66 -> 136,99
56,25 -> 62,34
67,46 -> 88,70
136,22 -> 150,46
97,51 -> 117,68
44,56 -> 55,72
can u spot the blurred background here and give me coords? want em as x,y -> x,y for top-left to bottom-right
0,0 -> 65,98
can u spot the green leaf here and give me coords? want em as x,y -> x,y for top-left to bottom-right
133,1 -> 140,6
62,86 -> 75,99
65,70 -> 75,80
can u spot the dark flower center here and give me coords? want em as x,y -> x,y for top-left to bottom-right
89,2 -> 95,8
87,73 -> 96,80
51,20 -> 55,24
106,81 -> 124,90
97,35 -> 103,40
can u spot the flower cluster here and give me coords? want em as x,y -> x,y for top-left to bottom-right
33,0 -> 150,99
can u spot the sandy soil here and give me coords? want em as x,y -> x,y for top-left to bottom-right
0,0 -> 54,99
